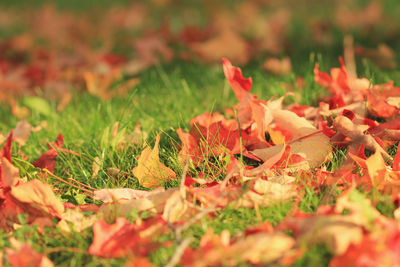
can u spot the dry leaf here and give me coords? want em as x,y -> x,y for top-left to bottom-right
253,109 -> 331,169
132,134 -> 176,188
94,187 -> 165,203
99,189 -> 177,216
182,229 -> 296,266
13,120 -> 40,146
192,30 -> 249,65
263,57 -> 292,75
91,156 -> 102,179
333,115 -> 391,161
89,217 -> 142,258
10,179 -> 65,219
6,238 -> 54,267
58,208 -> 97,233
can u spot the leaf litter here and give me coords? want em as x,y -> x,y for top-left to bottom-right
3,53 -> 400,266
1,1 -> 400,266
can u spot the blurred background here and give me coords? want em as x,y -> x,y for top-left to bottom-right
0,0 -> 400,114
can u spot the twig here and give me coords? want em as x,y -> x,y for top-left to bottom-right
68,177 -> 97,191
44,169 -> 94,195
165,238 -> 192,267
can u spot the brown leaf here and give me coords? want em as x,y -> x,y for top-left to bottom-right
263,57 -> 292,76
191,30 -> 249,65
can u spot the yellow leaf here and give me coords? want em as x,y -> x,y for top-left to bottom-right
366,151 -> 388,187
132,134 -> 176,188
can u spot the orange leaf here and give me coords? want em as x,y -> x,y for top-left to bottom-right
10,179 -> 65,219
192,30 -> 249,65
6,239 -> 54,267
89,217 -> 153,258
222,57 -> 252,102
365,151 -> 388,187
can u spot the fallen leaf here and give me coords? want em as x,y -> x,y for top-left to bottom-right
192,30 -> 249,65
94,187 -> 165,203
6,238 -> 54,267
91,156 -> 102,179
89,217 -> 156,258
57,207 -> 97,233
252,109 -> 332,169
132,134 -> 176,188
333,115 -> 391,161
13,120 -> 41,146
182,228 -> 296,266
89,217 -> 142,258
10,179 -> 65,219
222,57 -> 252,102
99,188 -> 177,216
32,134 -> 64,172
0,156 -> 20,187
280,213 -> 365,255
263,57 -> 292,75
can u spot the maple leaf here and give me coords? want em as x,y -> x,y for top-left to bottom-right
251,109 -> 332,170
94,187 -> 165,203
99,188 -> 177,216
191,30 -> 249,65
13,120 -> 41,146
334,115 -> 392,161
0,155 -> 20,188
314,59 -> 369,109
32,134 -> 64,172
190,176 -> 296,209
162,189 -> 198,224
280,213 -> 365,255
6,238 -> 54,267
132,134 -> 176,188
330,223 -> 400,267
279,188 -> 383,256
89,217 -> 156,258
0,131 -> 13,162
10,179 -> 65,219
57,207 -> 97,233
84,72 -> 140,101
181,228 -> 296,266
222,58 -> 252,102
263,57 -> 292,76
356,43 -> 396,70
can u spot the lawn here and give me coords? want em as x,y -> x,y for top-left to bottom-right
1,1 -> 400,266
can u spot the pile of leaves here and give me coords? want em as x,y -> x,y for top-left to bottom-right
2,55 -> 400,266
